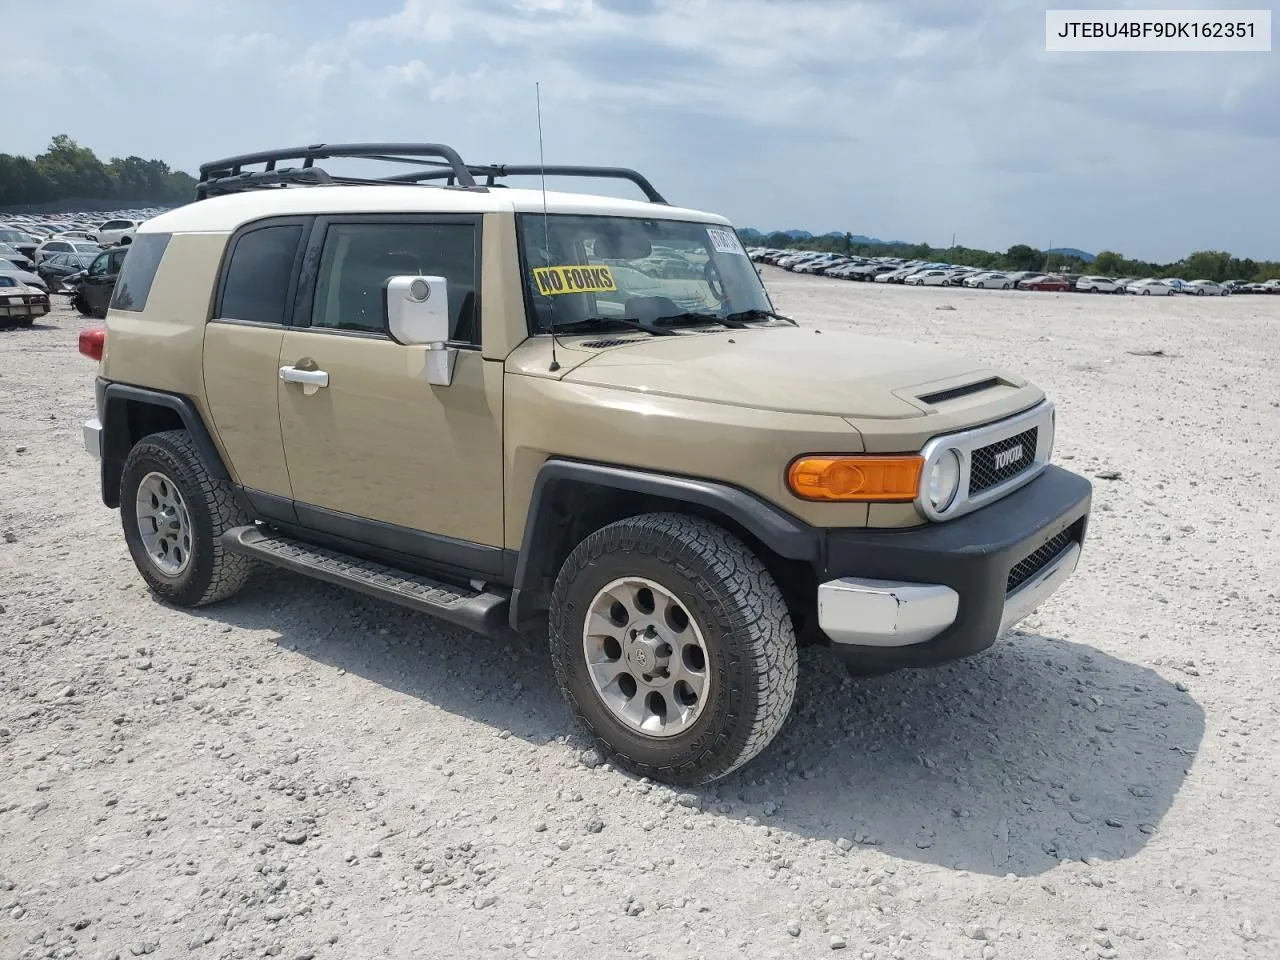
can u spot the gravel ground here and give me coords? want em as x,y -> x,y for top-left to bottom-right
2,276 -> 1278,960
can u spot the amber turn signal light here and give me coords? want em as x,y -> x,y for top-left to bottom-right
786,455 -> 924,502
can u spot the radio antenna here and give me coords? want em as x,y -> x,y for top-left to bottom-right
537,81 -> 562,372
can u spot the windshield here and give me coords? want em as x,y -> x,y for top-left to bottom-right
517,213 -> 775,334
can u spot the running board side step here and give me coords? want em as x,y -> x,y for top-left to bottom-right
220,526 -> 509,637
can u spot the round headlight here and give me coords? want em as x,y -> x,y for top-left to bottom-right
928,449 -> 962,511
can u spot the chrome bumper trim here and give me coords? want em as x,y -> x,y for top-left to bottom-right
83,417 -> 103,459
817,578 -> 960,648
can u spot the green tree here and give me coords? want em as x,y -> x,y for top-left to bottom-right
1092,250 -> 1123,275
0,134 -> 198,207
1180,251 -> 1232,283
1004,244 -> 1043,272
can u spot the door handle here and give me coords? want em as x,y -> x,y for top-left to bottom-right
279,366 -> 329,388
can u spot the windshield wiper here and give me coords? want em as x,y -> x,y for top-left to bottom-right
723,308 -> 799,326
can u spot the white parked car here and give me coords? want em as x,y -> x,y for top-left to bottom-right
904,269 -> 951,287
32,238 -> 103,266
1075,276 -> 1123,294
88,218 -> 143,246
877,266 -> 920,283
963,272 -> 1014,290
1184,280 -> 1227,296
795,257 -> 847,275
1126,278 -> 1172,296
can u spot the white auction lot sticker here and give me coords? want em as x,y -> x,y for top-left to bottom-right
1046,9 -> 1271,51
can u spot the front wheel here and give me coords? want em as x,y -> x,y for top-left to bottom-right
120,430 -> 256,607
549,513 -> 798,786
71,293 -> 92,316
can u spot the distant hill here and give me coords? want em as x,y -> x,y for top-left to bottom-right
738,227 -> 1096,262
741,227 -> 912,246
1046,247 -> 1096,263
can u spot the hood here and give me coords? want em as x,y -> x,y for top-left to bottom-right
560,326 -> 1028,420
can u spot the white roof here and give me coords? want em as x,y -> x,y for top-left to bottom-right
140,184 -> 731,235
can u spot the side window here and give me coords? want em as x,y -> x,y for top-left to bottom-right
88,253 -> 109,276
109,233 -> 170,312
217,224 -> 303,325
309,221 -> 480,344
110,249 -> 128,272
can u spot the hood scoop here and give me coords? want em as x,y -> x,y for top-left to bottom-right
916,376 -> 1003,406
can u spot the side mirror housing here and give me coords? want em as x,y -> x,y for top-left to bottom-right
384,275 -> 456,386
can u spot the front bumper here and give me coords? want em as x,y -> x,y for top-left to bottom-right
815,464 -> 1091,672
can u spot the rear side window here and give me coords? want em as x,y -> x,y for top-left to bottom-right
109,233 -> 170,312
217,224 -> 304,324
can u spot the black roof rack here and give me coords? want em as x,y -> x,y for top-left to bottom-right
384,164 -> 667,204
194,142 -> 667,204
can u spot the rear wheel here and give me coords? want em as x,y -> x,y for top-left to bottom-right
120,430 -> 256,607
71,294 -> 92,316
549,513 -> 798,785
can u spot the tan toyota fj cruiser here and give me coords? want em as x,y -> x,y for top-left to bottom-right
79,142 -> 1091,785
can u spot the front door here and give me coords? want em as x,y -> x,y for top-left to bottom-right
277,215 -> 505,573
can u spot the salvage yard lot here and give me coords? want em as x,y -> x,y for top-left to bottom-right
2,274 -> 1279,960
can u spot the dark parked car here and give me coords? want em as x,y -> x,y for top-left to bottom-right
38,252 -> 99,292
70,245 -> 129,318
1019,275 -> 1071,292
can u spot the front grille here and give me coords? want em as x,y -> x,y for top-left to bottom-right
1007,528 -> 1074,593
970,427 -> 1038,495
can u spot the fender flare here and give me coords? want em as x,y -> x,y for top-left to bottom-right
98,380 -> 229,507
509,458 -> 821,632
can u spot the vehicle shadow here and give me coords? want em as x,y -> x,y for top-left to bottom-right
188,567 -> 1203,878
0,320 -> 57,331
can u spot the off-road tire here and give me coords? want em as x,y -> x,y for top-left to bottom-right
549,512 -> 798,786
71,294 -> 92,316
120,430 -> 255,607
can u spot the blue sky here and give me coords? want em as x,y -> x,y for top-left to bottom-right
4,0 -> 1276,261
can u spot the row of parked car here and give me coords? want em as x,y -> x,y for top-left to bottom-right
749,248 -> 1280,297
0,211 -> 154,326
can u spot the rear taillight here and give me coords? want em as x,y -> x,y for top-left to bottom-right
79,325 -> 106,362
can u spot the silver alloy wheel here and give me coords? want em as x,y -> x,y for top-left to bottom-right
134,471 -> 193,576
582,576 -> 711,739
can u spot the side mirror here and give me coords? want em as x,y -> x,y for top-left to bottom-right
384,275 -> 456,386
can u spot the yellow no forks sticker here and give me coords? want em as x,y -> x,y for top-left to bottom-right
532,265 -> 617,296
